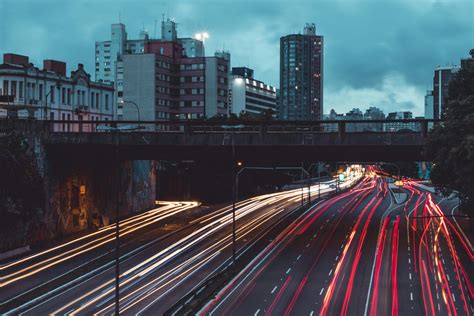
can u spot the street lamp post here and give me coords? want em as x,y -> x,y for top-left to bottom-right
222,124 -> 244,267
275,167 -> 310,206
96,124 -> 143,315
120,100 -> 141,129
381,162 -> 401,199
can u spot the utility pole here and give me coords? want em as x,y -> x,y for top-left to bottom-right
114,128 -> 120,316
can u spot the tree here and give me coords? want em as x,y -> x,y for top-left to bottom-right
425,63 -> 474,217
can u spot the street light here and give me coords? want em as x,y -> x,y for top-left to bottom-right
195,32 -> 209,56
96,124 -> 143,316
195,32 -> 209,43
120,100 -> 141,129
221,124 -> 244,267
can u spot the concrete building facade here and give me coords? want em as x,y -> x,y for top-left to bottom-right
96,19 -> 206,119
433,66 -> 459,119
230,67 -> 277,117
279,23 -> 323,120
122,42 -> 229,126
385,111 -> 419,131
0,53 -> 114,130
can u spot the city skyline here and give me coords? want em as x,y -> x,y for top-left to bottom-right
0,0 -> 472,116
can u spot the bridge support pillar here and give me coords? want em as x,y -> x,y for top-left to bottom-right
420,120 -> 428,138
338,121 -> 346,143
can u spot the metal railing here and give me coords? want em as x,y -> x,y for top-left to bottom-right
0,118 -> 441,137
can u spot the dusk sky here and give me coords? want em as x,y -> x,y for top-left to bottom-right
1,0 -> 472,116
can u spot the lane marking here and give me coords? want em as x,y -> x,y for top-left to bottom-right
328,269 -> 333,276
409,273 -> 412,280
286,268 -> 291,274
310,311 -> 314,316
408,258 -> 411,264
271,286 -> 278,294
297,255 -> 302,261
319,288 -> 325,295
335,256 -> 339,261
452,293 -> 456,302
254,308 -> 260,316
446,274 -> 450,281
410,292 -> 413,301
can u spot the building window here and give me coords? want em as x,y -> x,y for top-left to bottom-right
91,92 -> 95,108
19,81 -> 24,99
96,93 -> 99,108
67,88 -> 71,104
105,94 -> 109,110
3,80 -> 8,96
39,84 -> 43,100
62,87 -> 66,104
82,91 -> 85,105
77,90 -> 80,105
50,85 -> 55,103
11,81 -> 17,98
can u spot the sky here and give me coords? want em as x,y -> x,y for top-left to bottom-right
0,0 -> 472,116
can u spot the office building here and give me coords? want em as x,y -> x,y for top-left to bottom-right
279,23 -> 323,120
0,53 -> 114,130
230,67 -> 277,117
433,66 -> 459,119
385,111 -> 419,131
424,90 -> 434,128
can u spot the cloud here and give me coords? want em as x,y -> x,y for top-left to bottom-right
0,0 -> 472,116
326,72 -> 425,116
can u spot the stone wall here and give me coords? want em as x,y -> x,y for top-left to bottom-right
0,120 -> 156,252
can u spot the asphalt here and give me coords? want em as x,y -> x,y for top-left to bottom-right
0,177 -> 357,315
202,175 -> 473,316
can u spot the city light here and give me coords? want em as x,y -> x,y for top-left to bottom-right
195,32 -> 209,41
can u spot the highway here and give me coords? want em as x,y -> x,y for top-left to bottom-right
0,170 -> 361,315
201,173 -> 473,316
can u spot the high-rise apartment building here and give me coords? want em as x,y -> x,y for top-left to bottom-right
122,27 -> 230,125
229,67 -> 277,117
96,18 -> 205,118
279,23 -> 323,120
433,66 -> 459,119
424,90 -> 434,128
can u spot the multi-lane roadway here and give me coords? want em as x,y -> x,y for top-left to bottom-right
202,173 -> 473,316
0,173 -> 361,315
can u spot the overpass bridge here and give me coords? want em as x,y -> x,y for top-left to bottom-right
1,119 -> 438,164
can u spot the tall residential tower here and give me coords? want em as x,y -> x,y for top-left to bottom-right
279,23 -> 323,120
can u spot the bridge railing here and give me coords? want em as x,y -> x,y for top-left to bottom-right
0,118 -> 441,137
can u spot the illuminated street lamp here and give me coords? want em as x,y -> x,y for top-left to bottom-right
221,124 -> 245,267
120,100 -> 141,129
195,32 -> 209,43
96,123 -> 143,316
195,32 -> 209,56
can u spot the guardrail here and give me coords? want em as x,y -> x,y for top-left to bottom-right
0,118 -> 441,137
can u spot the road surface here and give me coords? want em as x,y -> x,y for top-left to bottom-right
202,174 -> 473,316
0,174 -> 360,315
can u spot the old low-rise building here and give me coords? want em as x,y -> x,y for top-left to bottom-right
0,53 -> 114,131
